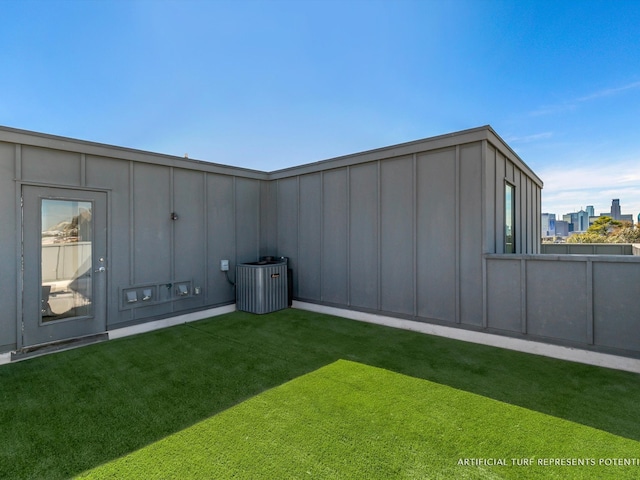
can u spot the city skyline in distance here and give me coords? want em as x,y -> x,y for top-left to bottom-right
537,160 -> 640,220
542,195 -> 639,221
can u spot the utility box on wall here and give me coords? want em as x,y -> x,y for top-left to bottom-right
236,259 -> 288,314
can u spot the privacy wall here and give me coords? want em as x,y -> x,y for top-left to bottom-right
265,128 -> 542,327
486,254 -> 640,356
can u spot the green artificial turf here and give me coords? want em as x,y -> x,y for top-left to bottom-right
1,308 -> 640,479
77,360 -> 640,479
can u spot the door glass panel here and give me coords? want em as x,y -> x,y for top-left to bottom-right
41,199 -> 93,322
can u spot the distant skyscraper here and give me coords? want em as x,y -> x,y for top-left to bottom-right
586,205 -> 594,217
563,210 -> 589,232
578,210 -> 589,231
541,213 -> 556,237
555,220 -> 569,237
611,199 -> 621,220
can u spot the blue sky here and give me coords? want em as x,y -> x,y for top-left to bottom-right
2,0 -> 640,219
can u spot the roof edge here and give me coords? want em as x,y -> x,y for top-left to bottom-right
0,124 -> 542,186
484,126 -> 543,187
0,125 -> 269,180
268,125 -> 542,187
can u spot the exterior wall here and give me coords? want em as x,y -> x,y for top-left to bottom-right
459,144 -> 484,325
6,124 -> 638,362
0,130 -> 267,352
485,143 -> 541,255
0,143 -> 18,352
486,254 -> 640,356
0,125 -> 546,355
87,161 -> 261,328
297,173 -> 321,301
269,131 -> 542,328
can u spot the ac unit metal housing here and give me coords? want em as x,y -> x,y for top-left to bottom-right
236,260 -> 288,314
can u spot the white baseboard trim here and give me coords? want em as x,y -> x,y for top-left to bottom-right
292,301 -> 640,374
108,304 -> 236,340
0,352 -> 11,366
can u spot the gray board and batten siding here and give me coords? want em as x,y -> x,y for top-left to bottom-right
1,126 -> 267,352
265,128 -> 543,329
0,124 -> 547,355
8,126 -> 640,360
486,254 -> 640,357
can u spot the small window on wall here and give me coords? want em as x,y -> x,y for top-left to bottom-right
505,182 -> 515,253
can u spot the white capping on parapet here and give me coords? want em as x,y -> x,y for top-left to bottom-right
292,301 -> 640,374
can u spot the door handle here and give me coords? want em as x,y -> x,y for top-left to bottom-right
94,266 -> 106,273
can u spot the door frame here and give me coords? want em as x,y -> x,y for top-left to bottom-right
19,184 -> 110,349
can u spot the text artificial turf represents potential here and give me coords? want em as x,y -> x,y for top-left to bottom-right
1,308 -> 640,479
77,360 -> 640,479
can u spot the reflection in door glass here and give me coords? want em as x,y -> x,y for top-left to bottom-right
41,199 -> 93,322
